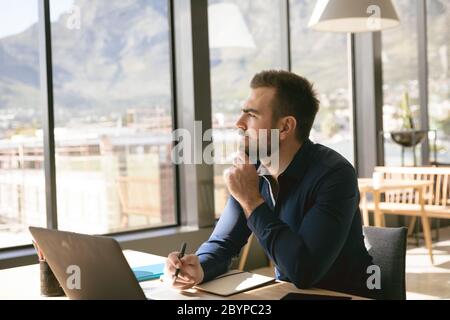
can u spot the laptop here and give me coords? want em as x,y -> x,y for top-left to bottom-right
29,226 -> 149,300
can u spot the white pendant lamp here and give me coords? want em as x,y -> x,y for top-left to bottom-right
308,0 -> 400,33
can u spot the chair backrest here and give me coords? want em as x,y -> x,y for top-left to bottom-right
363,226 -> 408,300
116,176 -> 161,217
374,166 -> 450,206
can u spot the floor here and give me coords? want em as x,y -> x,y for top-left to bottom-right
251,226 -> 450,300
406,226 -> 450,299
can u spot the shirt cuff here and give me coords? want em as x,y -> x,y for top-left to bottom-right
198,255 -> 216,283
197,254 -> 229,283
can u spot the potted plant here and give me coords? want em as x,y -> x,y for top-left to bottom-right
390,91 -> 426,147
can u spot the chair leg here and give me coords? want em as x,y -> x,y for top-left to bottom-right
415,216 -> 421,247
360,192 -> 369,226
436,219 -> 440,241
239,233 -> 254,271
374,212 -> 382,227
121,215 -> 129,228
420,215 -> 434,265
379,213 -> 386,227
408,216 -> 417,236
362,209 -> 370,226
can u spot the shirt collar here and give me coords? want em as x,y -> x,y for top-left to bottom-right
257,138 -> 314,182
280,138 -> 314,182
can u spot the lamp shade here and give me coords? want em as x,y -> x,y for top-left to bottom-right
308,0 -> 399,33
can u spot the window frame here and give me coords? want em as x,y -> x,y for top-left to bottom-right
0,0 -> 440,267
0,0 -> 183,255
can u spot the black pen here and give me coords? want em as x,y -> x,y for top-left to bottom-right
173,242 -> 187,282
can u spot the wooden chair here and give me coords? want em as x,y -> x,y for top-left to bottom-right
116,176 -> 162,227
365,166 -> 450,264
238,233 -> 275,277
238,233 -> 255,271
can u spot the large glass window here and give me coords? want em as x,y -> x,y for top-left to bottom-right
50,0 -> 175,234
427,0 -> 449,164
382,0 -> 421,166
208,0 -> 285,217
0,0 -> 46,248
290,0 -> 354,164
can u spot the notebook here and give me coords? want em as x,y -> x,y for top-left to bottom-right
195,270 -> 275,296
132,263 -> 165,282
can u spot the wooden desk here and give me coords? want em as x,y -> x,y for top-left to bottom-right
0,250 -> 368,300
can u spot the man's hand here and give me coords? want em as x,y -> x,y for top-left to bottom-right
161,252 -> 204,290
223,152 -> 265,218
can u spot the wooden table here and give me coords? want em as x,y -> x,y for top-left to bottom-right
0,250 -> 368,300
358,178 -> 433,227
358,178 -> 434,263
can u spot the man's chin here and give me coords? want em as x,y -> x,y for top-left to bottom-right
240,140 -> 271,160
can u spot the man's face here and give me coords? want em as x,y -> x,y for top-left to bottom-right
235,87 -> 277,158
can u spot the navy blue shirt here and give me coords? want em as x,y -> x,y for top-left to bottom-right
196,139 -> 373,297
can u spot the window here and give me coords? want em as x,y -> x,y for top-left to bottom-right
208,0 -> 285,217
50,0 -> 176,234
290,0 -> 354,164
382,0 -> 421,166
0,0 -> 46,249
427,0 -> 450,164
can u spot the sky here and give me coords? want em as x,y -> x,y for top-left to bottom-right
0,0 -> 74,39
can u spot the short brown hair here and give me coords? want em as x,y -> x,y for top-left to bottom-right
250,70 -> 319,142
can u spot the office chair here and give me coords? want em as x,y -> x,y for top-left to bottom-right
363,226 -> 408,300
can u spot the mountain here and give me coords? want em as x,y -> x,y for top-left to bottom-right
0,0 -> 171,125
0,0 -> 448,129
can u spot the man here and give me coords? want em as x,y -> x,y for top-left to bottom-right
163,70 -> 374,297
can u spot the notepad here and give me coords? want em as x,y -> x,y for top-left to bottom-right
132,263 -> 165,282
194,270 -> 275,296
